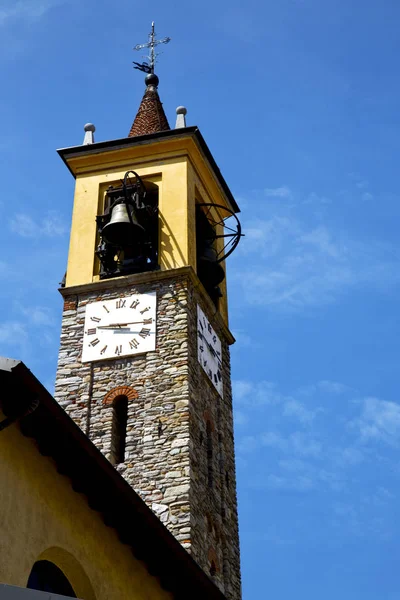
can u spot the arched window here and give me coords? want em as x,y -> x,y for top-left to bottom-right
110,395 -> 128,465
207,547 -> 220,578
27,560 -> 76,597
206,420 -> 214,488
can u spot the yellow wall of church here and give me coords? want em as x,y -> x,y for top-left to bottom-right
0,415 -> 173,600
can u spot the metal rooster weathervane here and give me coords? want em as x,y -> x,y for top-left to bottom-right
133,22 -> 171,75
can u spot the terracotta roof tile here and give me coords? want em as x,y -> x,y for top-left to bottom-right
129,78 -> 170,137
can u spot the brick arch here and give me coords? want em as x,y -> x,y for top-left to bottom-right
103,386 -> 138,406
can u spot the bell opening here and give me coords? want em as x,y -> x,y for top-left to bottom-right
96,179 -> 159,279
196,205 -> 225,308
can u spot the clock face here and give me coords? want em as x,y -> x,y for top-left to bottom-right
82,292 -> 156,363
197,305 -> 223,398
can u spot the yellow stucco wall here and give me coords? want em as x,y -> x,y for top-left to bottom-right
63,135 -> 233,327
0,415 -> 173,600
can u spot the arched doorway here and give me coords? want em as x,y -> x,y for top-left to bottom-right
27,560 -> 76,597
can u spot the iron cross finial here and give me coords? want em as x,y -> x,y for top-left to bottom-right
133,22 -> 171,75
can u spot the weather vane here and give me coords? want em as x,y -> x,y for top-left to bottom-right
133,22 -> 171,75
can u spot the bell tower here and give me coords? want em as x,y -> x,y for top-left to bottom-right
55,27 -> 242,600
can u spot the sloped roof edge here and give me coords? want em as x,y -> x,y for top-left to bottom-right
0,358 -> 227,600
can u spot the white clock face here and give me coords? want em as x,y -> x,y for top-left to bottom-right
82,292 -> 156,363
197,305 -> 223,398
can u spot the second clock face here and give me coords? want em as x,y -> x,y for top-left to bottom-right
197,305 -> 223,398
82,292 -> 156,363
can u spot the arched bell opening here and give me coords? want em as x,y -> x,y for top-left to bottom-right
195,203 -> 242,308
96,172 -> 159,279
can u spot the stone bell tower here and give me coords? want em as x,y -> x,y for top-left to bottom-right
55,29 -> 242,600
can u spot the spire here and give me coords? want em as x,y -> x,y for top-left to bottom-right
128,73 -> 170,137
129,23 -> 171,138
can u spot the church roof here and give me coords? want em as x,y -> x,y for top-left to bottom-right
128,73 -> 170,137
0,357 -> 227,600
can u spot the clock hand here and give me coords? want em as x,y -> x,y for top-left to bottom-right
98,320 -> 150,329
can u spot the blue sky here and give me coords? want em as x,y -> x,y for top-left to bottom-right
1,0 -> 400,598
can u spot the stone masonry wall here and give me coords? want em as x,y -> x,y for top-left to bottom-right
186,279 -> 242,600
54,272 -> 241,600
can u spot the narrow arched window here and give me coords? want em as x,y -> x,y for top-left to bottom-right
206,420 -> 214,488
27,560 -> 76,597
110,395 -> 128,465
210,560 -> 217,577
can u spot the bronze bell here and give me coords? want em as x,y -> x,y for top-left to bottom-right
197,245 -> 225,290
102,202 -> 145,246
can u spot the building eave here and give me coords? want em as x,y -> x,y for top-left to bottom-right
57,127 -> 240,214
0,358 -> 227,600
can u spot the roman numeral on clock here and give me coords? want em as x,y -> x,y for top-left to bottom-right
115,345 -> 122,356
116,299 -> 126,309
87,328 -> 96,335
130,300 -> 140,309
90,338 -> 100,347
139,328 -> 151,339
129,338 -> 139,349
91,316 -> 101,323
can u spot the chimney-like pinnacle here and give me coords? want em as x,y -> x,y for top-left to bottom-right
175,106 -> 187,129
83,123 -> 95,145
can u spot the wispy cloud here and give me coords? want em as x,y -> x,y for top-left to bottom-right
283,399 -> 317,424
264,185 -> 292,199
233,379 -> 320,425
232,211 -> 399,311
0,0 -> 62,25
352,396 -> 400,446
9,212 -> 67,238
0,321 -> 28,355
234,378 -> 400,505
18,304 -> 56,327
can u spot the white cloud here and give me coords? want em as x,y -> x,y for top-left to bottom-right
283,399 -> 317,424
264,186 -> 292,199
353,396 -> 400,446
233,379 -> 319,426
0,0 -> 62,25
0,321 -> 28,346
233,380 -> 284,407
10,211 -> 67,238
265,473 -> 314,492
19,304 -> 56,327
232,211 -> 400,311
302,192 -> 332,205
298,380 -> 353,397
299,226 -> 343,259
362,192 -> 373,201
333,446 -> 364,467
261,431 -> 322,457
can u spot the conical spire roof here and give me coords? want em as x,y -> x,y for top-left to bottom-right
128,73 -> 170,138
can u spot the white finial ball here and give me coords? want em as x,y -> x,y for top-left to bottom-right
84,123 -> 96,132
176,106 -> 187,115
